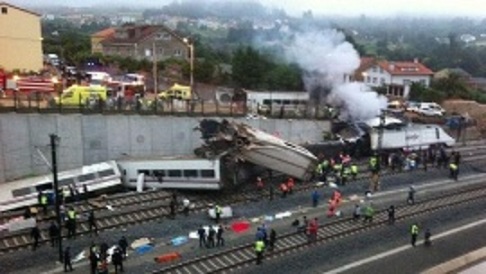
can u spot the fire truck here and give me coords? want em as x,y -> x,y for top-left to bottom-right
0,71 -> 56,97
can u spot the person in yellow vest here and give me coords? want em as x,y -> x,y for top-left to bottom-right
449,162 -> 459,181
214,204 -> 222,224
411,223 -> 419,247
40,192 -> 48,215
67,207 -> 77,238
254,239 -> 265,265
351,162 -> 358,180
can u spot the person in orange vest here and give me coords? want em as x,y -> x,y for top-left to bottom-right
307,217 -> 318,242
287,178 -> 295,194
280,183 -> 288,198
330,190 -> 342,206
327,199 -> 337,217
256,177 -> 264,191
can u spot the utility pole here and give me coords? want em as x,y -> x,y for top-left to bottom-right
152,42 -> 158,94
50,134 -> 63,263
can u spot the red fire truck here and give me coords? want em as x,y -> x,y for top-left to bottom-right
1,73 -> 56,96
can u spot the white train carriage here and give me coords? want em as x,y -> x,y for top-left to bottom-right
370,124 -> 456,151
0,161 -> 122,213
118,156 -> 223,191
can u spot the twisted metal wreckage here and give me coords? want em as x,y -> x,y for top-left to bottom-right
194,119 -> 318,182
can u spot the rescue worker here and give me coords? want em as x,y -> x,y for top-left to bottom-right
387,205 -> 396,225
67,207 -> 77,239
449,162 -> 459,181
407,186 -> 416,205
411,223 -> 419,247
256,177 -> 264,191
214,204 -> 222,224
64,246 -> 74,272
353,204 -> 361,220
286,177 -> 295,194
341,164 -> 351,185
369,153 -> 381,191
49,221 -> 59,247
315,163 -> 323,181
89,243 -> 99,274
216,225 -> 225,247
307,218 -> 318,242
118,236 -> 128,260
424,228 -> 432,247
23,207 -> 32,219
454,151 -> 461,165
267,229 -> 276,251
254,238 -> 265,265
333,162 -> 343,185
31,225 -> 41,250
40,191 -> 48,215
112,247 -> 123,273
198,225 -> 207,248
207,225 -> 216,248
280,182 -> 288,198
311,190 -> 320,207
182,198 -> 190,216
351,162 -> 358,180
88,210 -> 98,236
363,204 -> 375,223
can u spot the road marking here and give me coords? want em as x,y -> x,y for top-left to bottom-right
323,218 -> 486,274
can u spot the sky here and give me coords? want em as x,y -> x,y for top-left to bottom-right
6,0 -> 486,18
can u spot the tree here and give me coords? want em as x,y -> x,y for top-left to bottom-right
431,73 -> 471,99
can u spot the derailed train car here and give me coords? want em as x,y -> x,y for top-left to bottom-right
194,119 -> 319,181
334,117 -> 456,157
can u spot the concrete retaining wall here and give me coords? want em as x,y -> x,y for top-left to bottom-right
0,113 -> 330,183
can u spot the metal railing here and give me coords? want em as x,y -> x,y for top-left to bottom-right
0,93 -> 333,120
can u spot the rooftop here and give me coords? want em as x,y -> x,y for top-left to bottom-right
0,1 -> 41,17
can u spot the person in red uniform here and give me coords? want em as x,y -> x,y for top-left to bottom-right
287,178 -> 295,194
307,218 -> 318,242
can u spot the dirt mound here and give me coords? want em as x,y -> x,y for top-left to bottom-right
442,100 -> 486,137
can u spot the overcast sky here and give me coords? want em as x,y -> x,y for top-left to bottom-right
7,0 -> 486,17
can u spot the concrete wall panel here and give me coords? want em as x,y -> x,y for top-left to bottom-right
81,115 -> 108,164
0,114 -> 330,183
56,114 -> 84,171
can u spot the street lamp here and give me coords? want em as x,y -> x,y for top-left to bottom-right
183,37 -> 194,98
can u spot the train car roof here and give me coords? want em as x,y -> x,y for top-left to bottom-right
0,161 -> 118,192
117,155 -> 220,162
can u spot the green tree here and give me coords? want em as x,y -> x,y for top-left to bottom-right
431,73 -> 471,99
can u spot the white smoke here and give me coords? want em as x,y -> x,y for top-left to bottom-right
282,29 -> 387,121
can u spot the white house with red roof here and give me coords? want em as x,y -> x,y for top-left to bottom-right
348,57 -> 434,98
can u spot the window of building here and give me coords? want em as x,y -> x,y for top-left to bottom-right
403,79 -> 411,85
1,7 -> 8,14
366,76 -> 371,83
372,66 -> 377,72
379,67 -> 384,74
372,77 -> 377,84
380,78 -> 385,84
174,49 -> 182,56
419,79 -> 426,85
98,169 -> 116,177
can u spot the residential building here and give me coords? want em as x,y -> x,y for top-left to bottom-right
347,57 -> 434,98
435,68 -> 486,91
92,24 -> 189,61
91,27 -> 116,54
0,2 -> 43,72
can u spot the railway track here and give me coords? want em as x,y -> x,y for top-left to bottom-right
1,145 -> 486,254
1,143 -> 485,226
154,179 -> 486,274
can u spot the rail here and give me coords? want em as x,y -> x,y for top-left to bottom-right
154,179 -> 486,274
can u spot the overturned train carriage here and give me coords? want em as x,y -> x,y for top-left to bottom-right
194,119 -> 318,181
